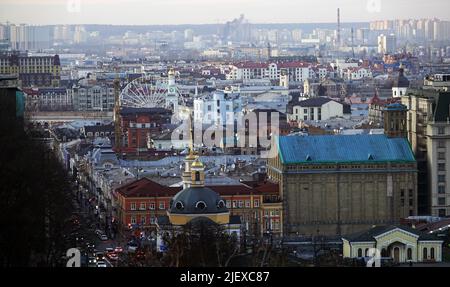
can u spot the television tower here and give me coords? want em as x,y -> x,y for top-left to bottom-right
337,8 -> 341,48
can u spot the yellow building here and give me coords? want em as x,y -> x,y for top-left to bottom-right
0,52 -> 61,87
342,225 -> 443,263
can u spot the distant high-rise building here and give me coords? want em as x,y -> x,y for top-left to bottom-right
378,33 -> 397,54
184,29 -> 194,42
8,24 -> 52,50
73,26 -> 87,44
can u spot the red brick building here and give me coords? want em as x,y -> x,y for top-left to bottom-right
119,107 -> 172,153
114,177 -> 282,236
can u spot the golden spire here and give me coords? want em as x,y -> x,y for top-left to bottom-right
186,113 -> 197,160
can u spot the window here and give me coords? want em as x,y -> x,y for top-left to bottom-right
150,217 -> 156,224
140,203 -> 146,210
149,202 -> 155,210
423,248 -> 428,259
304,109 -> 308,114
245,200 -> 250,208
238,200 -> 243,208
438,163 -> 446,171
438,152 -> 446,160
254,199 -> 260,208
438,197 -> 446,206
195,171 -> 200,181
226,200 -> 231,208
438,140 -> 446,148
438,127 -> 445,135
232,200 -> 237,208
438,185 -> 446,194
159,202 -> 165,210
304,115 -> 308,120
357,248 -> 363,257
430,247 -> 435,260
140,216 -> 146,225
407,248 -> 412,260
130,202 -> 136,210
438,175 -> 446,183
131,216 -> 136,224
439,209 -> 446,217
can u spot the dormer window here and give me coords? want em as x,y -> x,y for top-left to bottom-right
217,200 -> 225,209
196,201 -> 207,210
368,154 -> 374,160
195,171 -> 200,181
175,201 -> 184,210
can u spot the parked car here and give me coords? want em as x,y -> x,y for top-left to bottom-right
114,246 -> 123,253
96,261 -> 107,267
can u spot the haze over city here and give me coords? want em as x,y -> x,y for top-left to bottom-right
1,0 -> 450,25
2,0 -> 450,274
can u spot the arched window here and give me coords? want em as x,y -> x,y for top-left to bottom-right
195,171 -> 200,181
381,248 -> 388,257
357,248 -> 363,257
407,248 -> 412,260
431,247 -> 435,260
423,247 -> 428,260
365,248 -> 369,257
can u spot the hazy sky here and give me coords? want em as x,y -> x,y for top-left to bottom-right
0,0 -> 449,25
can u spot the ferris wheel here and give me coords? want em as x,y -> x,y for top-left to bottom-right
120,74 -> 178,109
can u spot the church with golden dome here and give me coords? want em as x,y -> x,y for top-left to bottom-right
155,123 -> 241,252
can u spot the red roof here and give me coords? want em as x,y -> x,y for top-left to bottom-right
116,177 -> 279,198
116,178 -> 178,197
278,61 -> 310,69
234,62 -> 268,69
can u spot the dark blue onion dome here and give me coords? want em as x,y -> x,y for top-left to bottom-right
169,187 -> 228,215
393,67 -> 410,88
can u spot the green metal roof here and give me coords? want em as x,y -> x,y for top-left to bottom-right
277,135 -> 415,164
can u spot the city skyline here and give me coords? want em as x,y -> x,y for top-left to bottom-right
0,0 -> 449,25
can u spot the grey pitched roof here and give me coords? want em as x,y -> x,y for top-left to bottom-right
296,97 -> 334,107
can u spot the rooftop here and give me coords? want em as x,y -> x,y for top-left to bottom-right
277,134 -> 415,164
342,225 -> 440,242
295,97 -> 335,108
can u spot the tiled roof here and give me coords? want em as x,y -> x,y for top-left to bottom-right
277,134 -> 416,164
116,178 -> 279,198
